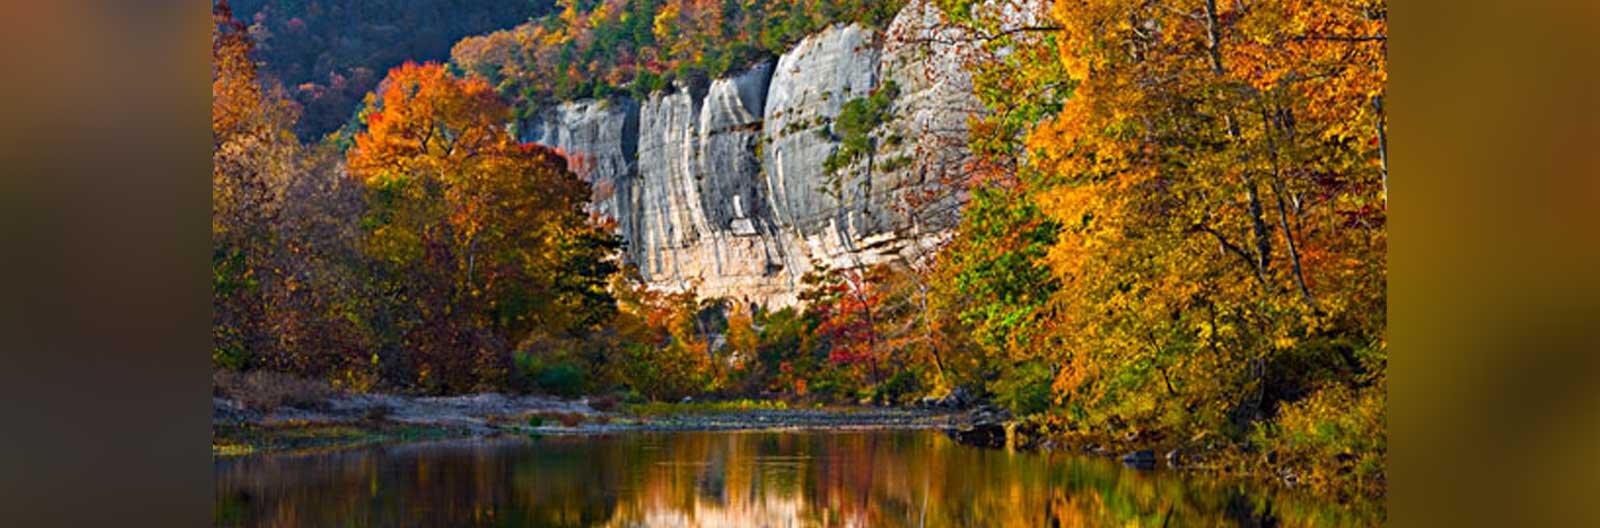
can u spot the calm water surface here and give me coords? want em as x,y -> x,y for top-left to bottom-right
214,430 -> 1379,527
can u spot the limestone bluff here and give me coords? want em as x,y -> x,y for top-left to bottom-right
519,2 -> 978,307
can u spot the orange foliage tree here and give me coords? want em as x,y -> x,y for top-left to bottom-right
347,62 -> 618,392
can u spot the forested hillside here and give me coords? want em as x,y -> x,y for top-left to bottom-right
227,0 -> 552,139
451,0 -> 904,110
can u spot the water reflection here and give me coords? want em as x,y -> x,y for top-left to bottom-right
214,430 -> 1379,527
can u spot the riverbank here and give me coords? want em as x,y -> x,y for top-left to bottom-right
212,392 -> 958,457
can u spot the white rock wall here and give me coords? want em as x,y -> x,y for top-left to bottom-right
523,2 -> 983,307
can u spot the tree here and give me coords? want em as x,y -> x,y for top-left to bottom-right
610,274 -> 716,400
212,0 -> 300,370
722,301 -> 761,392
799,263 -> 888,399
347,62 -> 618,392
1019,0 -> 1386,429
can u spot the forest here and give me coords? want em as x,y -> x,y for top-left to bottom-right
229,0 -> 553,139
214,0 -> 1386,499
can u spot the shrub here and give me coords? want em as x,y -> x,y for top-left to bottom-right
993,361 -> 1054,416
588,393 -> 622,412
872,369 -> 923,405
878,155 -> 913,172
807,378 -> 842,402
1253,379 -> 1387,496
553,412 -> 584,427
212,344 -> 247,371
213,369 -> 337,411
535,363 -> 586,397
824,80 -> 901,177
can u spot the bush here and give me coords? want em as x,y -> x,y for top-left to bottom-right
807,378 -> 842,403
878,155 -> 912,172
588,393 -> 622,412
553,412 -> 584,427
534,363 -> 586,397
993,361 -> 1054,416
213,369 -> 337,411
872,369 -> 923,405
1253,379 -> 1387,496
212,344 -> 247,371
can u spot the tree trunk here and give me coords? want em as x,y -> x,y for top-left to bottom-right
1247,183 -> 1273,277
1260,108 -> 1316,309
1373,95 -> 1389,207
1203,0 -> 1273,283
1273,181 -> 1317,309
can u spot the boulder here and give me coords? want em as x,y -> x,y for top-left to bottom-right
946,404 -> 1016,449
1122,450 -> 1157,470
937,386 -> 972,408
947,422 -> 1007,449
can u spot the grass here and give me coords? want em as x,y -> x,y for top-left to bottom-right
621,399 -> 794,417
211,442 -> 256,457
485,411 -> 591,429
212,421 -> 469,457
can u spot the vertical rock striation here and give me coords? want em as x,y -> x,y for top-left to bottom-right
762,22 -> 883,272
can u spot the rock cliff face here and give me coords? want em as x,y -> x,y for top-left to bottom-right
520,2 -> 978,306
520,99 -> 641,251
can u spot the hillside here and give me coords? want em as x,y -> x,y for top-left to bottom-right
450,0 -> 906,110
227,0 -> 551,139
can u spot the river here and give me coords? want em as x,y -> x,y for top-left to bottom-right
214,429 -> 1379,526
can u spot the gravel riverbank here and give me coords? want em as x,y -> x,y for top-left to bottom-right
212,393 -> 962,456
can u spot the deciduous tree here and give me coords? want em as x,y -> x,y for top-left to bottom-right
347,62 -> 618,391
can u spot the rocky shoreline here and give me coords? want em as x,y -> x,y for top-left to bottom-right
212,392 -> 1350,498
942,404 -> 1221,472
212,393 -> 964,456
216,391 -> 1203,475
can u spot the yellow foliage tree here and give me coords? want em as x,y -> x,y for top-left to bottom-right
996,0 -> 1387,440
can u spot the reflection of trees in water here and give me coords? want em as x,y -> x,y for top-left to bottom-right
214,432 -> 1378,527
